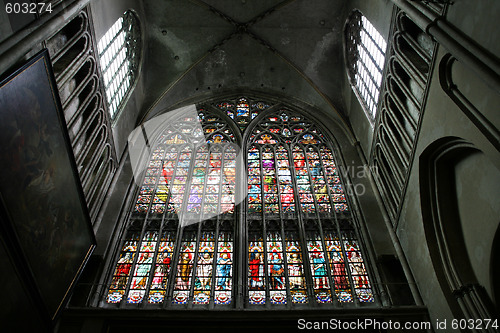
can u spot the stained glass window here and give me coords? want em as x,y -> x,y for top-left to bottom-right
215,97 -> 271,131
105,97 -> 375,308
246,109 -> 374,305
346,11 -> 387,123
106,107 -> 237,306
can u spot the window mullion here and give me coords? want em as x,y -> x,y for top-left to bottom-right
288,142 -> 315,306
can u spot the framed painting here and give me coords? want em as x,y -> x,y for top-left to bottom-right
0,49 -> 95,321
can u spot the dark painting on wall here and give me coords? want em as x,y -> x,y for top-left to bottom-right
0,49 -> 95,320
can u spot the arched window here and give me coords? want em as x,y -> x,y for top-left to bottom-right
97,10 -> 141,120
246,109 -> 373,305
345,11 -> 387,123
104,97 -> 375,308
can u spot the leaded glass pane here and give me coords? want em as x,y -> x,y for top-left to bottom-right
246,108 -> 374,305
108,97 -> 375,309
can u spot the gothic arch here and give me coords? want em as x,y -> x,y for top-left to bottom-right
101,95 -> 378,309
420,136 -> 499,326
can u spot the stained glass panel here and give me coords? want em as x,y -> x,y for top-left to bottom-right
110,98 -> 375,309
246,108 -> 374,306
267,231 -> 286,304
248,229 -> 266,304
215,230 -> 233,304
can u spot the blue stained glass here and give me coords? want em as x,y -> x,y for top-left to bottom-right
315,291 -> 332,303
248,193 -> 262,204
248,185 -> 261,193
356,289 -> 374,302
297,184 -> 311,193
337,291 -> 353,302
114,102 -> 376,308
248,152 -> 259,159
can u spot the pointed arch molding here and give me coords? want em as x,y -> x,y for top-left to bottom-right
419,137 -> 498,324
146,90 -> 358,146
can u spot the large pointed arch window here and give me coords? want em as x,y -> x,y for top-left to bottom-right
103,97 -> 375,308
105,107 -> 238,306
246,110 -> 374,305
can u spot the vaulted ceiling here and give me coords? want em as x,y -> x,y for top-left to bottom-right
139,0 -> 350,126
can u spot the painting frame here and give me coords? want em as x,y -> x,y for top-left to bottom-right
0,49 -> 96,321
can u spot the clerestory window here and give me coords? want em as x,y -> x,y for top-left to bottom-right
97,11 -> 141,120
346,11 -> 387,124
104,97 -> 376,308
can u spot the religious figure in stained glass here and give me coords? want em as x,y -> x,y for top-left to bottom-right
115,253 -> 133,289
131,252 -> 153,289
311,252 -> 329,289
216,252 -> 232,290
249,251 -> 264,288
287,253 -> 304,289
269,252 -> 285,290
177,252 -> 193,290
195,252 -> 213,290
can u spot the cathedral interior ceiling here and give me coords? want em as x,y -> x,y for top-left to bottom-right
139,0 -> 349,125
